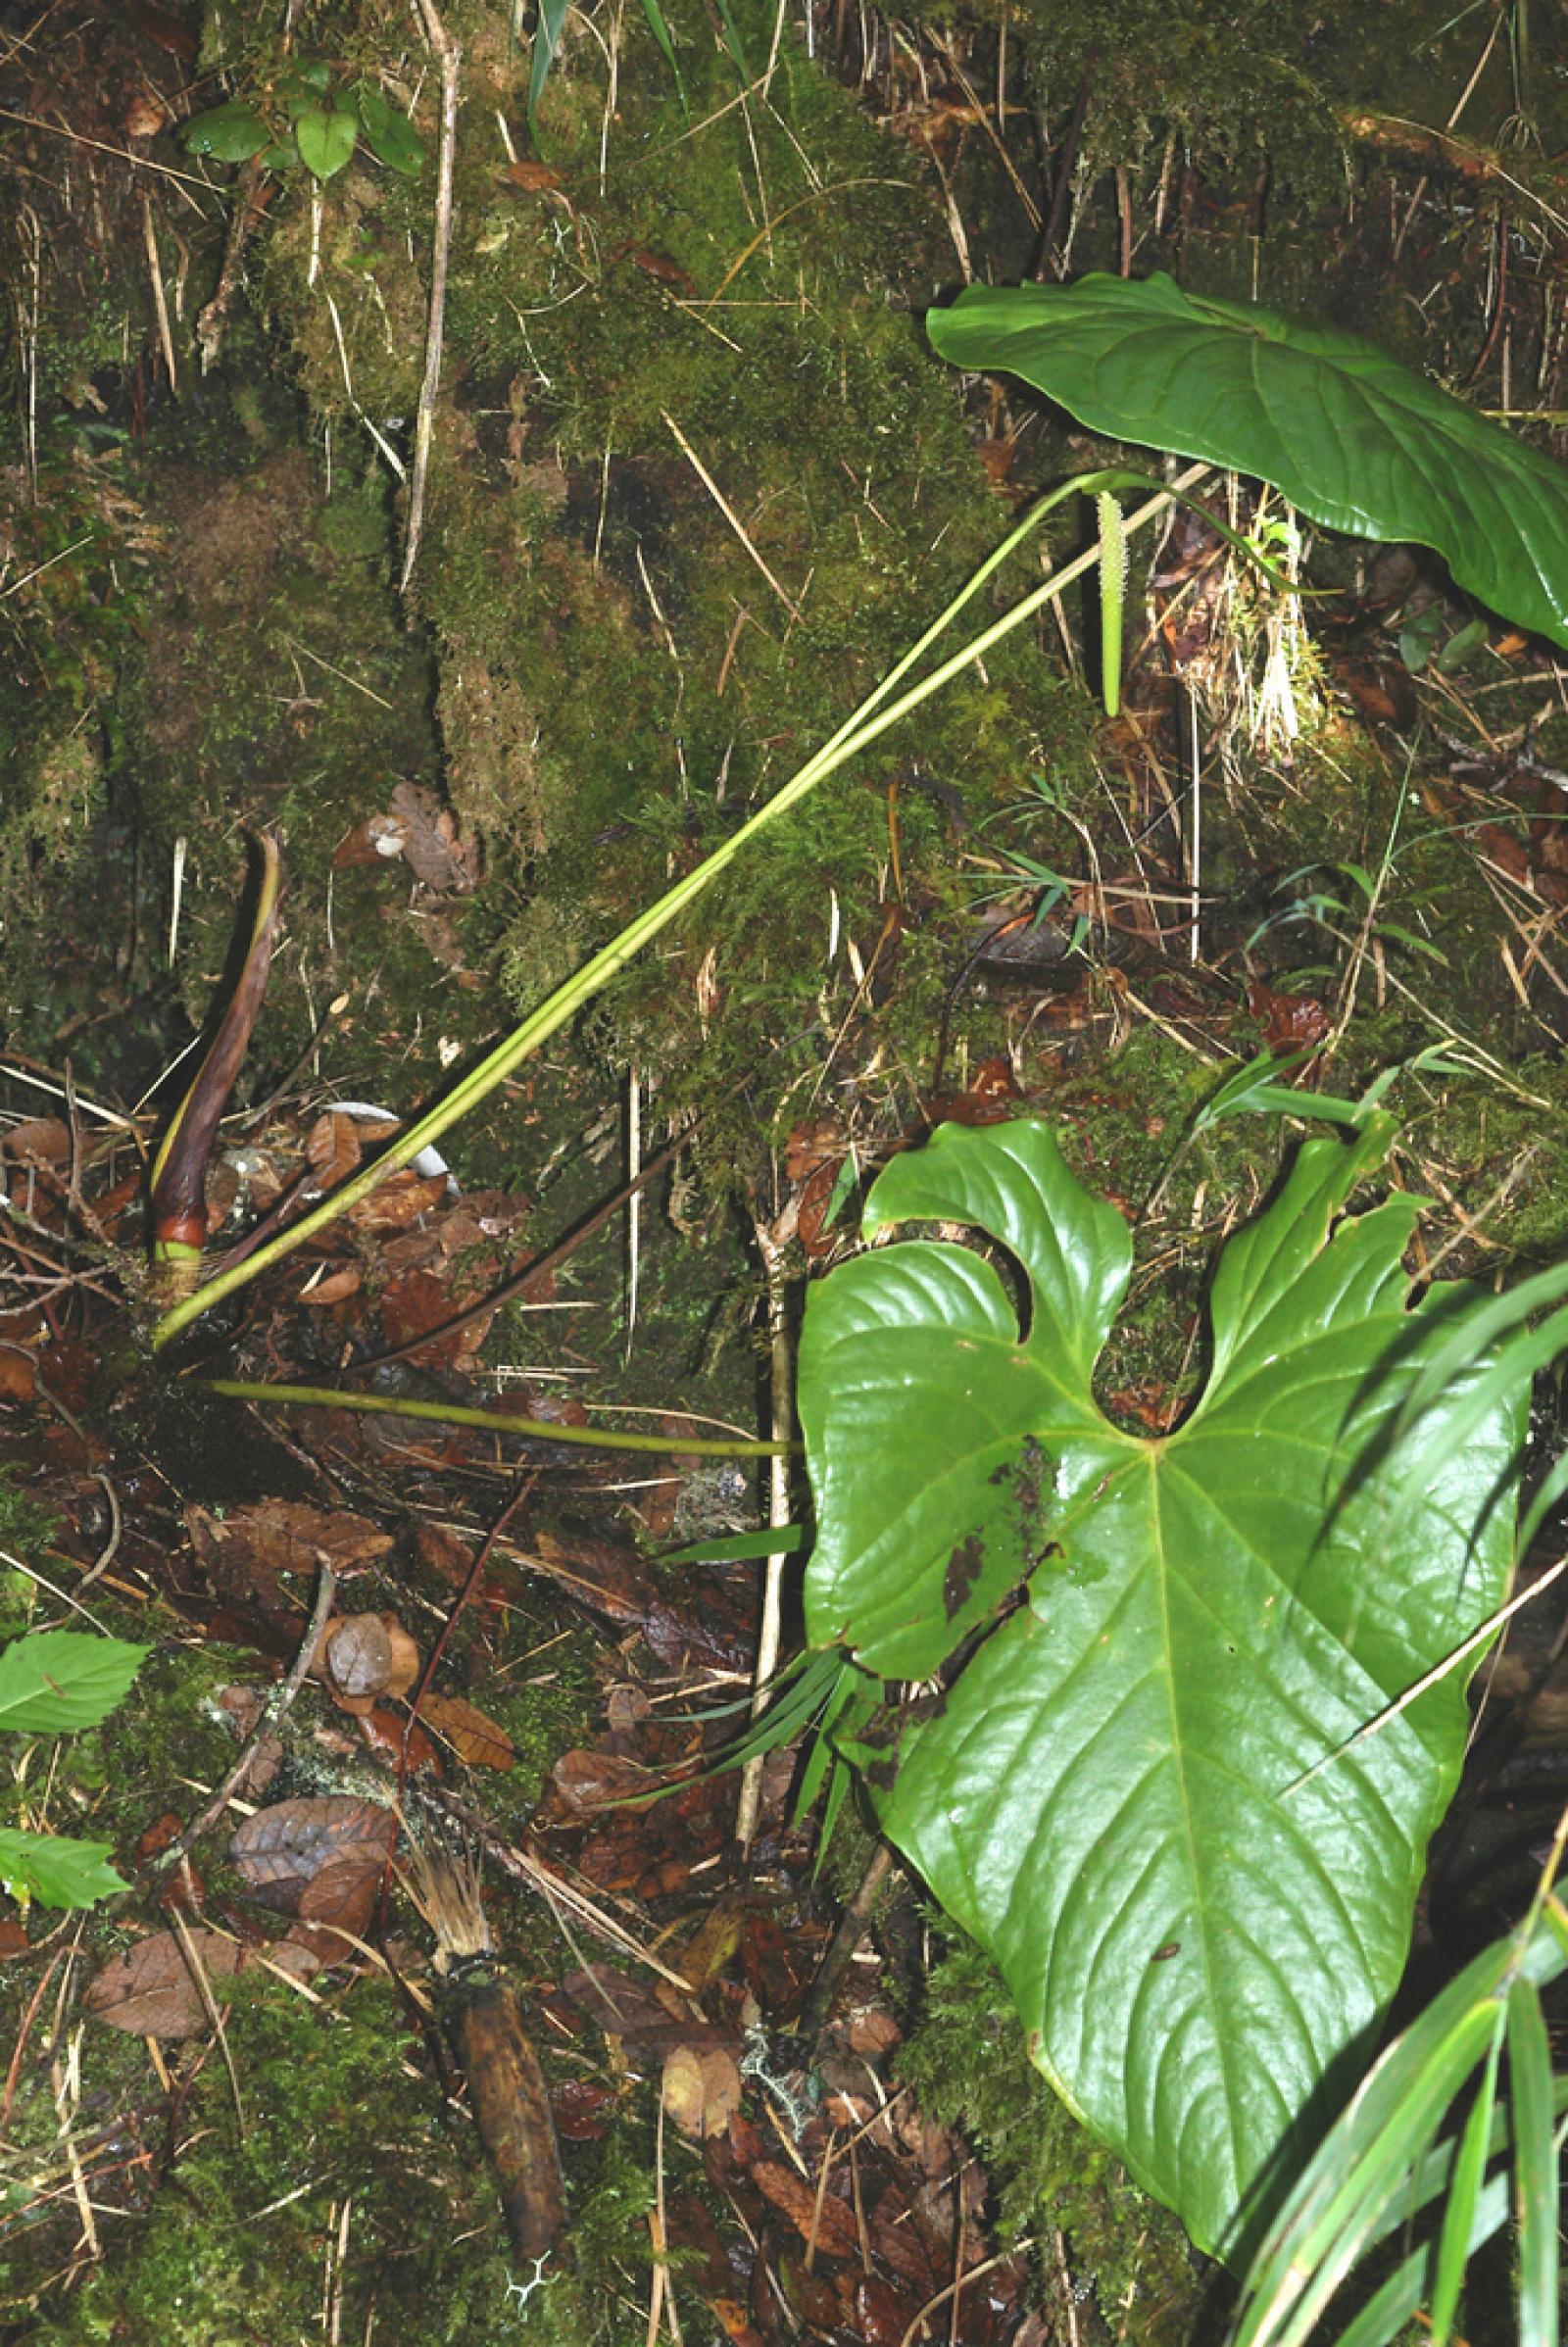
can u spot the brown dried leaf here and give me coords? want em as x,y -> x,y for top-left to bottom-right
306,1110 -> 365,1187
504,159 -> 565,190
419,1691 -> 514,1771
229,1796 -> 395,1914
551,1747 -> 649,1816
299,1265 -> 362,1306
347,1170 -> 450,1231
85,1930 -> 244,2037
378,1268 -> 484,1369
388,781 -> 478,893
323,1612 -> 419,1707
748,2158 -> 860,2259
662,2044 -> 743,2140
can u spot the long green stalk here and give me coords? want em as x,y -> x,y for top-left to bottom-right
203,1380 -> 789,1456
153,463 -> 1204,1350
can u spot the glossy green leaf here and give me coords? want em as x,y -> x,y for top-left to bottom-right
355,82 -> 424,176
0,1631 -> 148,1734
179,102 -> 271,163
927,273 -> 1568,650
295,101 -> 359,182
0,1827 -> 127,1909
799,1118 -> 1525,2256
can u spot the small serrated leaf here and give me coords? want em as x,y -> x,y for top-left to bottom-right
0,1828 -> 126,1908
0,1632 -> 148,1733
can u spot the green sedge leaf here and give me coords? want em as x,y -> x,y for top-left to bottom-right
928,273 -> 1568,650
1507,1975 -> 1559,2347
0,1631 -> 148,1733
1427,2029 -> 1503,2347
0,1827 -> 127,1909
661,1524 -> 805,1566
295,102 -> 359,182
1232,1921 -> 1563,2346
528,0 -> 570,142
801,1118 -> 1525,2257
711,0 -> 751,77
637,0 -> 687,113
179,102 -> 271,163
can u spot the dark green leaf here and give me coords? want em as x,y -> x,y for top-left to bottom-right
800,1119 -> 1525,2255
0,1631 -> 148,1733
927,274 -> 1568,650
528,0 -> 570,142
295,102 -> 359,182
355,83 -> 424,175
179,102 -> 271,163
0,1827 -> 127,1908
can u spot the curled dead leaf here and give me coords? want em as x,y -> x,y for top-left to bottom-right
418,1691 -> 514,1771
662,2044 -> 743,2140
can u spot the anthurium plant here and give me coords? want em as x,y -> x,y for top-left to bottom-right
926,269 -> 1568,653
797,1114 -> 1526,2262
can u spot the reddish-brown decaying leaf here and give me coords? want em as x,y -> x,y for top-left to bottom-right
419,1691 -> 514,1771
85,1930 -> 317,2037
229,1795 -> 395,1913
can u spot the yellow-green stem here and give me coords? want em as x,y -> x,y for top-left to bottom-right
153,465 -> 1205,1351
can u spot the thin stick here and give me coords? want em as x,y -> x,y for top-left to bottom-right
400,0 -> 462,593
140,1563 -> 339,1882
1283,1549 -> 1568,1795
140,192 -> 177,396
735,1212 -> 796,1850
798,1838 -> 895,2042
663,412 -> 801,619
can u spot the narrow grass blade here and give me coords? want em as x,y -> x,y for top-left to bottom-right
1427,2029 -> 1503,2347
527,0 -> 569,141
637,0 -> 686,111
661,1525 -> 806,1565
1507,1974 -> 1560,2347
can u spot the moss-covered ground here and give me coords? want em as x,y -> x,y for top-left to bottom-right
7,0 -> 1568,2334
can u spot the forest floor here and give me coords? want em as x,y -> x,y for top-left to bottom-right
3,0 -> 1568,2340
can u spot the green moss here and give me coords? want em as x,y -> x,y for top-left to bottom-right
898,1930 -> 1207,2342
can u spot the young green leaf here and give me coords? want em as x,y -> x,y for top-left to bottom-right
0,1631 -> 149,1734
928,273 -> 1568,650
295,101 -> 360,182
799,1118 -> 1525,2257
0,1827 -> 127,1909
180,102 -> 272,164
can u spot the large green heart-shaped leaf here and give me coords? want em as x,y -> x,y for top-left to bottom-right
799,1119 -> 1523,2258
927,272 -> 1568,649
